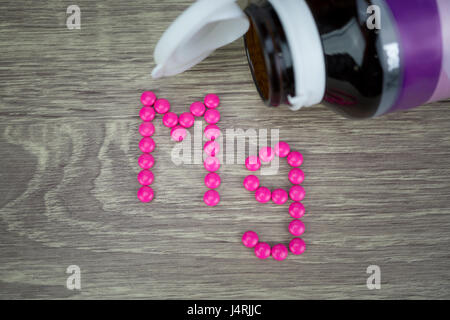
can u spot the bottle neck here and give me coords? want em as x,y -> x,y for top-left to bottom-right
244,1 -> 295,107
244,0 -> 326,110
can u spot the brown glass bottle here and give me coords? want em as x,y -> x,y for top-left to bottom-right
244,0 -> 402,118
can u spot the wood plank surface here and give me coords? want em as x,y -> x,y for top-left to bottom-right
0,0 -> 449,299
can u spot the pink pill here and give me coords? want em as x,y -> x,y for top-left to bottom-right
289,238 -> 306,255
204,94 -> 220,109
289,220 -> 305,236
139,106 -> 156,121
154,98 -> 171,114
204,124 -> 221,141
242,231 -> 259,248
245,156 -> 261,171
255,187 -> 271,203
287,151 -> 303,167
138,153 -> 155,169
204,189 -> 220,206
271,189 -> 288,205
272,244 -> 288,261
289,185 -> 305,201
204,109 -> 220,124
137,169 -> 154,186
139,137 -> 155,153
259,146 -> 275,163
243,175 -> 260,191
204,156 -> 220,172
204,172 -> 221,189
140,91 -> 156,107
179,112 -> 195,128
162,112 -> 178,128
137,186 -> 154,203
190,101 -> 206,117
289,168 -> 305,185
139,122 -> 155,137
254,242 -> 271,259
171,126 -> 187,142
204,140 -> 220,157
289,202 -> 305,219
274,141 -> 290,157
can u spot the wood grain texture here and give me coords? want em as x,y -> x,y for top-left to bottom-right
1,0 -> 450,300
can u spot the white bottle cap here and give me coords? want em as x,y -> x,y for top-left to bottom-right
151,0 -> 249,79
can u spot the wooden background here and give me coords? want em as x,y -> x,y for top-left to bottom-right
1,0 -> 449,300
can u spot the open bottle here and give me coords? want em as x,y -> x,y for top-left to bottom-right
152,0 -> 450,119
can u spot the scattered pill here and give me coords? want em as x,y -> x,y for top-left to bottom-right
288,168 -> 305,185
287,151 -> 303,167
139,122 -> 155,137
274,141 -> 290,157
254,242 -> 271,259
289,238 -> 306,255
138,169 -> 154,186
259,146 -> 275,163
140,91 -> 156,107
204,140 -> 220,157
154,98 -> 171,114
162,112 -> 178,128
204,189 -> 220,206
190,101 -> 206,117
204,156 -> 220,172
139,106 -> 156,121
137,186 -> 154,203
139,137 -> 156,153
204,172 -> 221,189
179,112 -> 195,128
272,244 -> 288,261
289,185 -> 305,202
171,126 -> 187,142
243,175 -> 260,191
204,94 -> 220,109
289,202 -> 305,219
289,220 -> 305,236
245,156 -> 261,171
271,188 -> 288,205
242,231 -> 259,248
255,187 -> 271,203
204,109 -> 221,124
